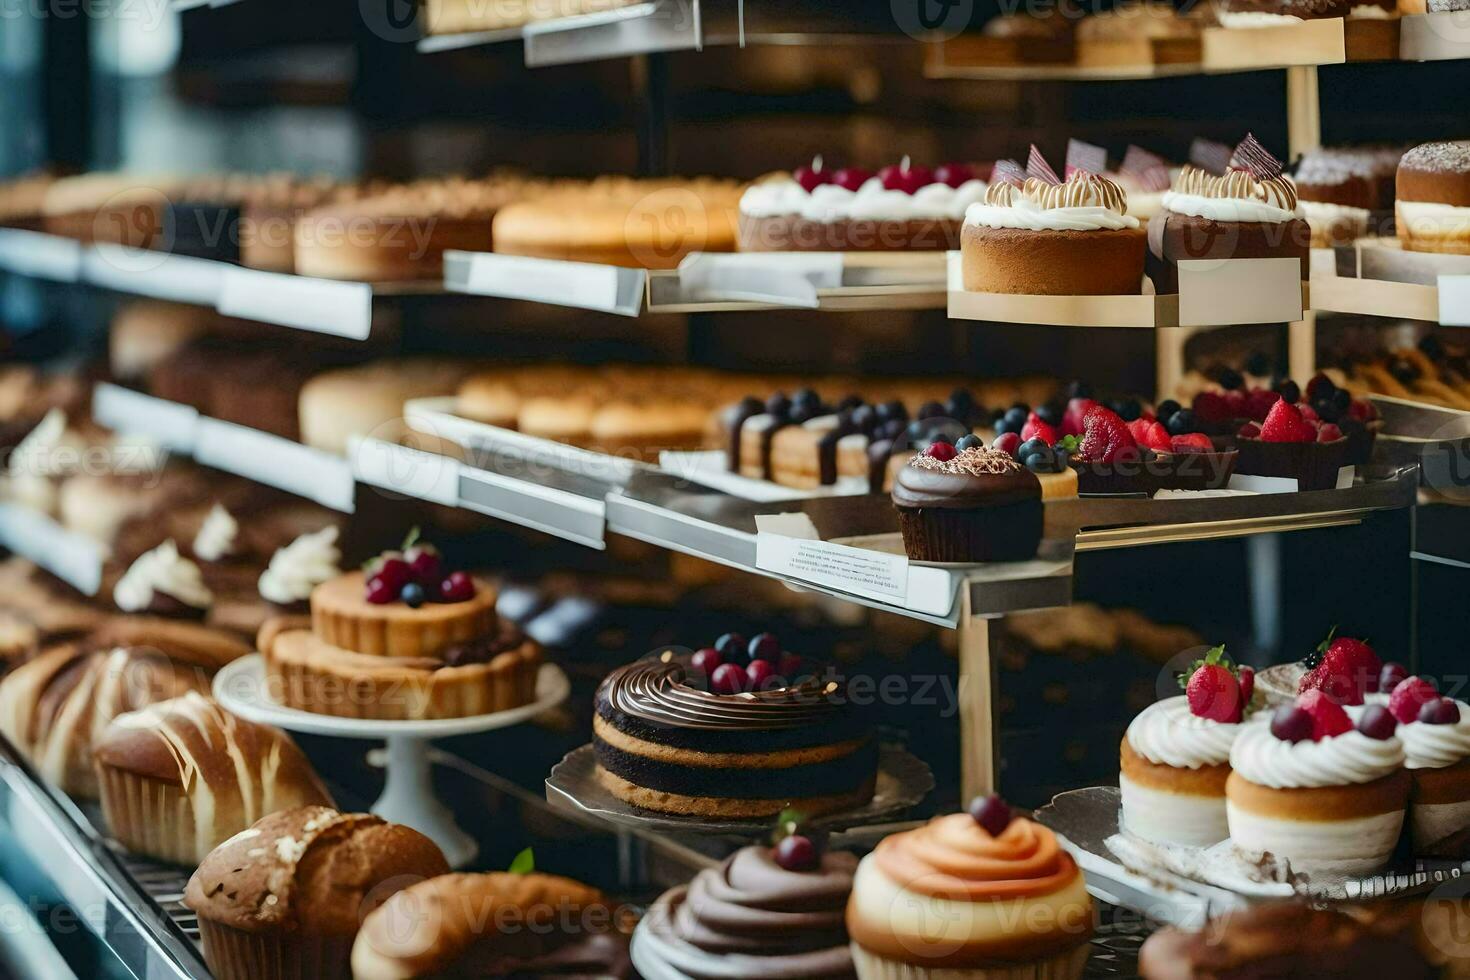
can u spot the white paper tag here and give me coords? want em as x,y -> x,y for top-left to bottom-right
1437,275 -> 1470,327
444,251 -> 642,314
91,384 -> 198,453
1178,257 -> 1302,326
675,252 -> 840,306
1336,465 -> 1355,490
1227,473 -> 1299,494
219,267 -> 373,339
0,229 -> 83,281
194,417 -> 356,512
349,437 -> 461,507
0,504 -> 103,595
755,531 -> 909,602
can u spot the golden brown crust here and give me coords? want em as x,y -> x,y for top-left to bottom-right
1411,757 -> 1470,805
1226,769 -> 1411,820
961,223 -> 1147,295
1120,737 -> 1231,796
87,616 -> 251,672
310,573 -> 497,660
593,764 -> 874,818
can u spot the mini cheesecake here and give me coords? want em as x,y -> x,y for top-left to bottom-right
1120,696 -> 1243,847
1227,711 -> 1408,876
1397,141 -> 1470,256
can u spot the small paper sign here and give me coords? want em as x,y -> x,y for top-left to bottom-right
1437,275 -> 1470,327
673,252 -> 836,307
0,229 -> 83,282
92,383 -> 198,453
755,530 -> 909,603
219,267 -> 373,339
349,437 -> 461,507
194,417 -> 356,513
444,250 -> 644,315
1178,257 -> 1302,326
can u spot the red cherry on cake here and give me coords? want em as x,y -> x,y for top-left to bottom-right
925,440 -> 957,461
1186,662 -> 1242,723
775,834 -> 818,871
1317,423 -> 1342,443
374,557 -> 412,593
794,157 -> 830,192
1296,689 -> 1352,740
1270,704 -> 1313,743
365,575 -> 397,605
710,663 -> 748,695
747,632 -> 781,663
1379,662 -> 1409,692
968,794 -> 1012,837
1390,676 -> 1440,724
405,546 -> 443,587
878,157 -> 934,194
1357,704 -> 1397,741
1238,665 -> 1255,704
438,571 -> 475,603
691,647 -> 722,675
1259,400 -> 1316,443
993,431 -> 1022,457
746,659 -> 777,690
934,162 -> 974,188
831,167 -> 872,192
1420,697 -> 1461,726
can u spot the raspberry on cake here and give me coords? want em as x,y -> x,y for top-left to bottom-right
737,156 -> 986,252
1396,141 -> 1470,256
1120,646 -> 1252,847
592,641 -> 877,820
1227,691 -> 1409,876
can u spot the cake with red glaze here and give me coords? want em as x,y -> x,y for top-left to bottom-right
738,157 -> 986,252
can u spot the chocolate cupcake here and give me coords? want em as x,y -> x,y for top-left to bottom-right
892,446 -> 1043,562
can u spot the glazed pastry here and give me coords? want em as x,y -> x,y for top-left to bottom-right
893,445 -> 1044,563
847,798 -> 1094,980
961,166 -> 1146,295
1396,141 -> 1470,255
1228,692 -> 1409,875
633,828 -> 857,978
94,692 -> 333,866
738,157 -> 985,253
592,640 -> 877,819
184,806 -> 449,980
353,871 -> 633,979
1121,647 -> 1252,847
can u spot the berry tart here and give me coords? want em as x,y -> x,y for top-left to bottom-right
737,157 -> 986,253
961,162 -> 1146,295
1227,691 -> 1409,876
1396,141 -> 1470,256
1147,135 -> 1310,294
1234,397 -> 1351,491
592,638 -> 876,819
846,797 -> 1094,980
259,533 -> 541,720
891,444 -> 1045,563
1190,371 -> 1380,464
1216,0 -> 1350,28
632,814 -> 857,979
1120,646 -> 1254,847
1382,674 -> 1470,857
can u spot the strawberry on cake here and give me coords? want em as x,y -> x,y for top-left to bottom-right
1255,628 -> 1391,707
1120,646 -> 1255,847
1384,674 -> 1470,857
1235,398 -> 1349,491
1227,691 -> 1409,876
1193,371 -> 1380,466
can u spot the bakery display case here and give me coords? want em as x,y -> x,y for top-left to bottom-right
1,0 -> 1470,976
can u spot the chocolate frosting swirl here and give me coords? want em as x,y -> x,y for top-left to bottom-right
640,847 -> 857,979
891,448 -> 1040,510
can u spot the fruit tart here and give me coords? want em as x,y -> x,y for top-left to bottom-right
1234,398 -> 1350,491
1120,646 -> 1255,847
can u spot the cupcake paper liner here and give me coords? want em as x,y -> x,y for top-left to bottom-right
896,501 -> 1042,563
198,920 -> 354,980
96,765 -> 199,866
851,941 -> 1090,980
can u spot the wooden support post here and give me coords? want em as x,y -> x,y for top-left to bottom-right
1289,313 -> 1316,384
958,589 -> 998,802
1285,65 -> 1322,158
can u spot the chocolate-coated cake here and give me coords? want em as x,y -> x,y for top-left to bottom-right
892,446 -> 1043,562
592,650 -> 877,819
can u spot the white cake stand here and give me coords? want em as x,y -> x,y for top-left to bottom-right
213,654 -> 570,868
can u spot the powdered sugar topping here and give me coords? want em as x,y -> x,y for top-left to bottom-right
1401,141 -> 1470,176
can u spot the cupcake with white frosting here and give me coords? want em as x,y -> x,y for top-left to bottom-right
1384,674 -> 1470,856
257,525 -> 342,614
1227,690 -> 1409,876
114,539 -> 214,620
1120,645 -> 1253,847
960,168 -> 1145,296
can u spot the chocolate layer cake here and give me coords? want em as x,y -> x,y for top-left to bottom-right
592,651 -> 877,819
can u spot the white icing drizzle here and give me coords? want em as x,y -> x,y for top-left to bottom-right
1229,722 -> 1403,789
740,176 -> 989,222
1126,695 -> 1242,769
114,540 -> 213,612
258,526 -> 340,605
192,504 -> 238,563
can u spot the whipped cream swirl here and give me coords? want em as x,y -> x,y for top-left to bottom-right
1161,165 -> 1304,223
1230,722 -> 1403,789
1399,701 -> 1470,770
740,176 -> 988,222
964,172 -> 1139,231
192,504 -> 237,562
115,539 -> 213,612
258,526 -> 340,605
1126,695 -> 1242,769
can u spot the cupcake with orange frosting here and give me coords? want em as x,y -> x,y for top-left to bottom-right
846,796 -> 1094,980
